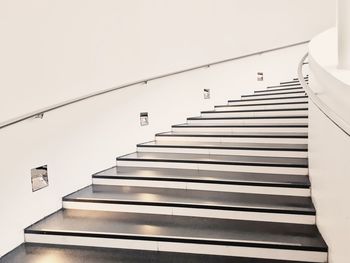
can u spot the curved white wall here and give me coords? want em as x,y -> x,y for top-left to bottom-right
0,0 -> 335,122
308,27 -> 350,263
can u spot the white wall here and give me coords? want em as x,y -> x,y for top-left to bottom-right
0,0 -> 336,257
0,0 -> 335,122
309,101 -> 350,263
307,26 -> 350,263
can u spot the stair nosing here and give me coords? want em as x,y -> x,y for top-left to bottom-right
215,101 -> 308,108
201,108 -> 308,114
228,96 -> 308,103
137,142 -> 308,152
242,91 -> 306,98
92,174 -> 311,189
62,198 -> 315,215
156,132 -> 308,139
24,229 -> 327,252
187,116 -> 308,120
116,155 -> 308,169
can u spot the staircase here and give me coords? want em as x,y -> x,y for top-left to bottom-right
2,77 -> 328,262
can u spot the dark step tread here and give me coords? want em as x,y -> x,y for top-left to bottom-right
157,131 -> 308,138
228,96 -> 308,103
254,87 -> 303,93
242,91 -> 306,98
64,185 -> 315,215
138,141 -> 308,151
117,152 -> 308,168
267,83 -> 303,88
188,116 -> 308,120
25,210 -> 327,251
2,243 -> 319,263
173,123 -> 308,128
201,108 -> 308,114
93,167 -> 311,188
215,101 -> 308,108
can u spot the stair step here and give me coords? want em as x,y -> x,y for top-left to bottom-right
228,96 -> 308,106
92,167 -> 311,196
201,108 -> 308,118
63,185 -> 315,224
2,243 -> 322,263
172,123 -> 308,133
137,141 -> 308,158
254,87 -> 303,94
187,116 -> 308,125
215,101 -> 308,111
241,91 -> 306,100
116,152 -> 308,175
156,131 -> 308,144
24,210 -> 327,262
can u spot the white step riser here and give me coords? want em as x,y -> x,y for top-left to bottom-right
137,146 -> 308,158
228,98 -> 308,106
201,110 -> 308,118
156,136 -> 307,144
24,234 -> 327,262
93,178 -> 311,197
63,201 -> 315,224
116,161 -> 308,176
187,118 -> 308,125
172,127 -> 308,133
215,104 -> 308,111
242,93 -> 306,100
254,88 -> 303,94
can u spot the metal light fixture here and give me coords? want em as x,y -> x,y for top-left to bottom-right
140,112 -> 149,126
31,165 -> 49,192
257,72 -> 264,81
204,89 -> 210,99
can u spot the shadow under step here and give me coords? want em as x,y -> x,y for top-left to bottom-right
254,87 -> 303,94
2,243 -> 322,263
137,141 -> 308,158
241,91 -> 306,100
92,167 -> 311,196
116,152 -> 308,175
24,210 -> 327,262
227,96 -> 308,106
63,185 -> 315,224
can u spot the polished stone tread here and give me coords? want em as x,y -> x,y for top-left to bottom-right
187,115 -> 308,120
94,167 -> 311,188
228,95 -> 308,103
64,185 -> 315,214
138,140 -> 308,151
157,131 -> 308,138
173,123 -> 308,128
215,101 -> 308,109
117,152 -> 308,167
242,91 -> 306,98
201,108 -> 308,113
0,243 -> 320,263
25,209 -> 327,251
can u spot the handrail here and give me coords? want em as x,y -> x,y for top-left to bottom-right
298,53 -> 350,136
0,40 -> 309,130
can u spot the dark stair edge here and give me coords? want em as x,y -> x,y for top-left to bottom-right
137,142 -> 308,152
228,96 -> 308,103
201,108 -> 308,114
116,155 -> 309,168
215,101 -> 308,108
172,124 -> 309,128
23,229 -> 327,252
187,116 -> 308,120
92,174 -> 311,189
254,87 -> 303,93
155,132 -> 308,138
242,91 -> 306,98
62,198 -> 315,215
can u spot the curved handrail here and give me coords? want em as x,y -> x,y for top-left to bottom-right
298,53 -> 350,136
0,40 -> 309,130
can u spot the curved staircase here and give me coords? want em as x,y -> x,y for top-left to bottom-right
2,77 -> 328,262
